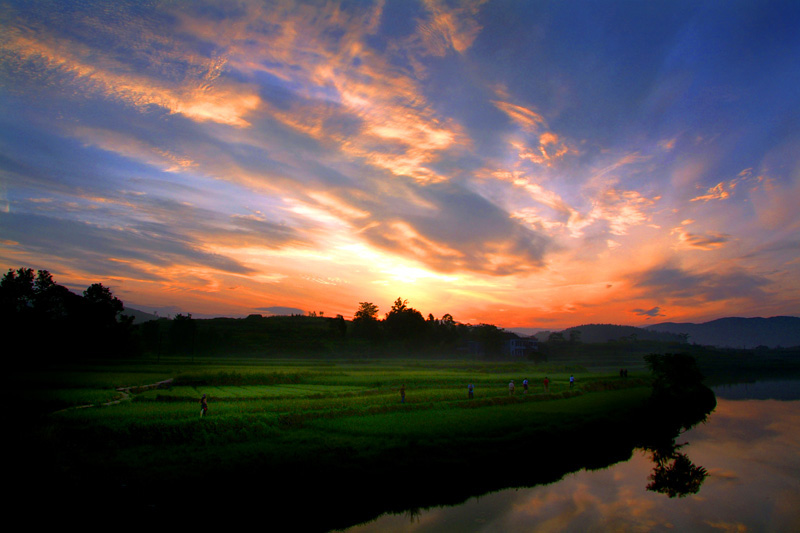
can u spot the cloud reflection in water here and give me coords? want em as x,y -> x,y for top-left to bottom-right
346,397 -> 800,532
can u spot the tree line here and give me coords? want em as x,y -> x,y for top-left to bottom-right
139,297 -> 525,358
1,267 -> 134,362
349,297 -> 513,356
3,266 -> 533,360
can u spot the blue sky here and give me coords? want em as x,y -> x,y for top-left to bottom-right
1,0 -> 798,328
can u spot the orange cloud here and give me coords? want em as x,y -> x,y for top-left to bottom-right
514,138 -> 570,166
691,168 -> 756,202
72,127 -> 197,173
691,181 -> 731,202
672,226 -> 731,250
417,0 -> 487,55
181,1 -> 467,183
1,27 -> 261,127
489,169 -> 657,239
659,137 -> 677,151
593,189 -> 659,236
493,101 -> 546,132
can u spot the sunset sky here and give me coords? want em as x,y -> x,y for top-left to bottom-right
1,0 -> 798,330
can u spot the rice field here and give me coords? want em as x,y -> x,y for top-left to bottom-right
9,356 -> 664,529
24,358 -> 647,450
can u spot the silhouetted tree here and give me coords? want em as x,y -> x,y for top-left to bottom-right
384,297 -> 426,346
329,314 -> 347,338
354,302 -> 379,321
471,324 -> 505,358
140,319 -> 163,361
352,302 -> 382,342
432,313 -> 459,348
0,267 -> 35,315
170,313 -> 196,357
645,353 -> 705,402
3,267 -> 135,361
647,447 -> 708,498
83,283 -> 124,325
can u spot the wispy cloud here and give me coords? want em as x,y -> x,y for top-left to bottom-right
672,226 -> 731,250
1,23 -> 260,126
493,100 -> 546,133
631,265 -> 770,303
1,0 -> 797,326
691,168 -> 759,203
632,306 -> 665,318
417,0 -> 487,56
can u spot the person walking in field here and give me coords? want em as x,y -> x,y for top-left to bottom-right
400,384 -> 405,403
523,378 -> 529,394
200,394 -> 208,417
468,383 -> 474,399
509,380 -> 515,395
569,375 -> 575,388
543,377 -> 550,393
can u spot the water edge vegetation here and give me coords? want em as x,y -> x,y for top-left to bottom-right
10,356 -> 716,530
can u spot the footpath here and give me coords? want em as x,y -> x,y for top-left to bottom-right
52,378 -> 174,414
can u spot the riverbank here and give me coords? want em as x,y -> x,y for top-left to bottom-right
8,358 -> 714,529
350,380 -> 799,533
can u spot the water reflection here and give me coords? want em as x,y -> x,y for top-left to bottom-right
646,445 -> 708,498
713,379 -> 800,401
344,385 -> 800,532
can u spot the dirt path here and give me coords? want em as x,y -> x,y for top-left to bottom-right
52,378 -> 174,414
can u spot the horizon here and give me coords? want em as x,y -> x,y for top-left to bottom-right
119,301 -> 797,336
2,1 -> 799,331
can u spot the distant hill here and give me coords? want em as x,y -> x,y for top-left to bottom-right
256,306 -> 306,316
645,316 -> 800,348
559,324 -> 686,344
122,307 -> 159,324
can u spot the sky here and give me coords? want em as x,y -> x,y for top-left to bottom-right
1,0 -> 799,330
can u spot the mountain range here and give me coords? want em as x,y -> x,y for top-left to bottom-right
517,316 -> 799,349
644,316 -> 800,349
126,307 -> 798,350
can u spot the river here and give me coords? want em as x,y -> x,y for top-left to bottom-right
342,380 -> 800,532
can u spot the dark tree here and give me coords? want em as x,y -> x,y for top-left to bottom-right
432,313 -> 459,348
354,302 -> 379,321
0,267 -> 35,315
352,302 -> 382,342
647,449 -> 708,498
384,297 -> 426,346
471,324 -> 505,358
140,319 -> 163,360
645,353 -> 706,402
329,314 -> 347,338
170,313 -> 197,357
83,283 -> 124,324
2,268 -> 135,361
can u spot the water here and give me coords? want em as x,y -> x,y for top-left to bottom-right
343,381 -> 800,532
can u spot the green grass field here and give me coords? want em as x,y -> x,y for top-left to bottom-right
10,357 -> 661,528
15,358 -> 649,443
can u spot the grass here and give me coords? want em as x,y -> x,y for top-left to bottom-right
10,357 -> 660,528
21,359 -> 648,455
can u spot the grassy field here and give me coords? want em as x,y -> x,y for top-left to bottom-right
10,357 -> 665,528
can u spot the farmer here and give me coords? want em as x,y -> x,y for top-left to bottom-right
468,383 -> 474,399
509,380 -> 515,395
570,375 -> 575,388
523,378 -> 529,393
200,394 -> 208,417
400,384 -> 405,403
543,376 -> 550,393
